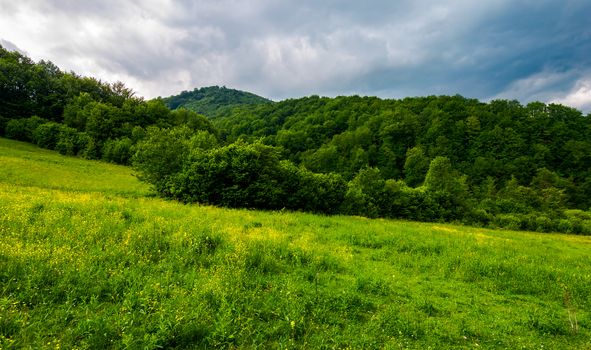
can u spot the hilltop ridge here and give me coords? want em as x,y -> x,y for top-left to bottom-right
161,86 -> 272,118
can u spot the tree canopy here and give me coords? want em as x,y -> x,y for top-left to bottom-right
2,43 -> 591,234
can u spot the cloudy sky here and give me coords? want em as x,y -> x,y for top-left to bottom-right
1,0 -> 590,112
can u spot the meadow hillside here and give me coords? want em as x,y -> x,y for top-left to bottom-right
1,137 -> 591,349
4,45 -> 591,233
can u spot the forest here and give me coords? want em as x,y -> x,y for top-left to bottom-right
2,44 -> 591,234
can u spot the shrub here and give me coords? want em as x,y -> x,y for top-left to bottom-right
579,221 -> 591,235
279,161 -> 346,214
557,219 -> 574,234
131,126 -> 193,189
0,115 -> 8,136
32,122 -> 62,149
172,141 -> 285,208
5,116 -> 47,142
464,208 -> 492,227
493,214 -> 522,231
102,137 -> 133,165
55,126 -> 82,156
341,168 -> 385,218
80,135 -> 101,160
399,187 -> 439,222
534,215 -> 553,232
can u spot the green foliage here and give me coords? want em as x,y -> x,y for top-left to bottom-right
424,157 -> 462,194
32,121 -> 62,149
55,126 -> 84,156
278,161 -> 347,214
131,126 -> 194,189
84,102 -> 119,140
341,167 -> 385,217
0,115 -> 8,136
63,92 -> 95,130
162,85 -> 272,118
5,116 -> 47,142
102,137 -> 133,164
404,145 -> 430,187
168,108 -> 218,134
3,44 -> 591,233
2,140 -> 591,348
0,46 -> 178,166
0,45 -> 143,121
171,141 -> 286,208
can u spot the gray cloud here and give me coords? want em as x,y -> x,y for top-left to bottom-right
0,39 -> 24,53
1,0 -> 589,112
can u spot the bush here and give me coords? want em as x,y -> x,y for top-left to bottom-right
581,221 -> 591,235
463,208 -> 492,227
341,168 -> 385,218
55,126 -> 83,156
557,219 -> 574,234
5,116 -> 47,142
5,119 -> 28,141
102,137 -> 133,165
32,122 -> 62,149
493,214 -> 522,231
131,126 -> 193,189
496,198 -> 529,214
172,141 -> 285,208
534,215 -> 554,232
130,126 -> 146,143
80,135 -> 101,160
0,116 -> 9,136
398,188 -> 439,222
279,161 -> 346,214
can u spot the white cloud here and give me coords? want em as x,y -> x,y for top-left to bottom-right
491,69 -> 575,101
551,77 -> 591,113
489,68 -> 591,113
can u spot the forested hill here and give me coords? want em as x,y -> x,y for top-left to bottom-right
210,94 -> 591,210
162,86 -> 272,118
213,95 -> 591,182
3,43 -> 591,233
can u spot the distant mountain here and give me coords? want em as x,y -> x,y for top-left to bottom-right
162,86 -> 272,118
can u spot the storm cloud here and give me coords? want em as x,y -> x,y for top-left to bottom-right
1,0 -> 590,112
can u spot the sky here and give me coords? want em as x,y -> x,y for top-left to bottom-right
1,0 -> 590,112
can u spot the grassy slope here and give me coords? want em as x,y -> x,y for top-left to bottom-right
0,137 -> 590,349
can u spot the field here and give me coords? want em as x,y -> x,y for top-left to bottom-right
1,137 -> 590,349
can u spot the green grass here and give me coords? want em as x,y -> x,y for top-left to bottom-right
1,137 -> 591,349
0,138 -> 150,197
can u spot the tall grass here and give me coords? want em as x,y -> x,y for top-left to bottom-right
1,137 -> 590,349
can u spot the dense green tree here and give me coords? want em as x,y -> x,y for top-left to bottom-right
404,145 -> 430,187
162,86 -> 271,118
168,108 -> 217,135
63,93 -> 95,130
55,126 -> 83,156
131,126 -> 194,190
4,44 -> 591,233
170,141 -> 285,208
341,167 -> 385,217
5,116 -> 47,142
102,137 -> 134,164
32,122 -> 62,149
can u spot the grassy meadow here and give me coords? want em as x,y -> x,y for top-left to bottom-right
1,137 -> 590,349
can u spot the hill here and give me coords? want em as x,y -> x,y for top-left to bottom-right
1,136 -> 591,348
3,45 -> 591,234
161,86 -> 272,118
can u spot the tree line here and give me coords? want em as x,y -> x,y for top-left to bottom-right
0,45 -> 215,164
2,44 -> 591,234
